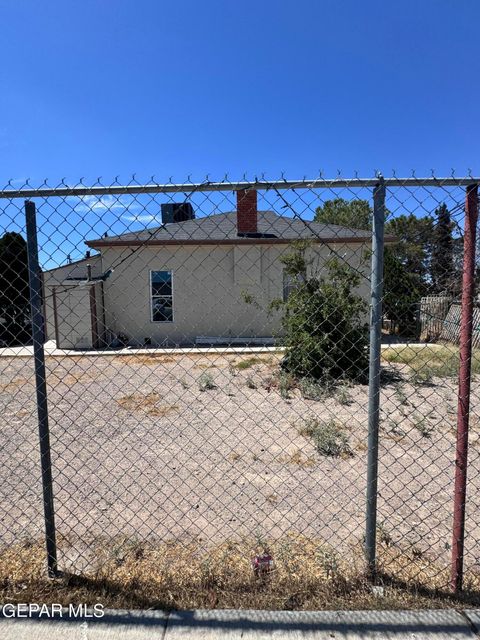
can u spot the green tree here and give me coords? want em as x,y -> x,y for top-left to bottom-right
0,232 -> 31,346
315,198 -> 372,230
383,214 -> 434,336
431,203 -> 454,293
384,214 -> 434,284
315,199 -> 437,337
275,241 -> 369,382
383,247 -> 423,337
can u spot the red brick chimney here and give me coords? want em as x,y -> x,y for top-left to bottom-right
236,189 -> 257,234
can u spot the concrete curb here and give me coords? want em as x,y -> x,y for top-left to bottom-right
0,608 -> 479,639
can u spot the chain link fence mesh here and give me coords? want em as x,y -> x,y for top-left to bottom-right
0,174 -> 479,604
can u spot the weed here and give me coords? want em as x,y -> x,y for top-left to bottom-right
246,376 -> 257,389
298,375 -> 338,401
235,357 -> 270,370
198,372 -> 216,392
410,368 -> 434,386
393,384 -> 409,406
316,547 -> 339,578
298,418 -> 352,458
298,377 -> 324,401
413,415 -> 433,438
377,521 -> 393,547
279,372 -> 295,399
384,420 -> 406,441
179,377 -> 189,390
336,385 -> 351,406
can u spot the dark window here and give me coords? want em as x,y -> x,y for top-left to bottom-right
151,271 -> 173,322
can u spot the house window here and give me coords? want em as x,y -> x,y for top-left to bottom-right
150,270 -> 173,322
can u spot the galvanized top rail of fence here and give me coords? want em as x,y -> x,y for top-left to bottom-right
0,175 -> 479,199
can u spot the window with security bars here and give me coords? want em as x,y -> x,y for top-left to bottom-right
150,270 -> 173,322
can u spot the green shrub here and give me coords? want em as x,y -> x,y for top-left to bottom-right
298,377 -> 325,401
198,372 -> 216,392
298,418 -> 352,457
278,371 -> 295,399
275,243 -> 369,382
335,385 -> 351,406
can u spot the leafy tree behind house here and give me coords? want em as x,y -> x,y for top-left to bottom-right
431,203 -> 454,293
0,232 -> 31,346
315,198 -> 372,230
383,248 -> 423,337
315,198 -> 455,337
384,213 -> 434,286
383,214 -> 434,336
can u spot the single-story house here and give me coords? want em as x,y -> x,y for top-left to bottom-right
43,190 -> 374,349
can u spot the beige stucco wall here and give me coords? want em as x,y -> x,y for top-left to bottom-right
98,242 -> 370,346
54,286 -> 93,349
43,255 -> 102,348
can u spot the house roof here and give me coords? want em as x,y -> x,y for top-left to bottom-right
86,210 -> 381,248
43,253 -> 101,274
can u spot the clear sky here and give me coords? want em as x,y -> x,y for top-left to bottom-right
1,0 -> 479,186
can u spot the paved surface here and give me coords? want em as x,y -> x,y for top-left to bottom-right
0,609 -> 478,639
0,339 -> 429,357
0,340 -> 282,357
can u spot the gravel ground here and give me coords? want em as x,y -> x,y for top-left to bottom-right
1,351 -> 480,575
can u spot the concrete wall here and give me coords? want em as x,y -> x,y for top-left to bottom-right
98,242 -> 370,346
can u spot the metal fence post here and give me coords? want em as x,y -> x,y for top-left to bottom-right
365,176 -> 386,578
25,199 -> 58,577
451,184 -> 478,592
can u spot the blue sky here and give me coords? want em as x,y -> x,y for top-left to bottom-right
1,0 -> 478,268
1,0 -> 479,184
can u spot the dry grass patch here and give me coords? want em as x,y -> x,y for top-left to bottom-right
14,409 -> 31,418
54,372 -> 96,387
0,378 -> 29,392
278,450 -> 316,468
2,535 -> 480,610
117,392 -> 178,417
234,356 -> 273,370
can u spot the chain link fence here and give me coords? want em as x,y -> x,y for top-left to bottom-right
0,174 -> 479,606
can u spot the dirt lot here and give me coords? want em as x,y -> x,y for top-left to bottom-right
1,346 -> 480,581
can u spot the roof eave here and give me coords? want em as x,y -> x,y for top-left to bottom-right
86,235 -> 396,249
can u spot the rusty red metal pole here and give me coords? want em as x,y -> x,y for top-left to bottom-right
451,184 -> 479,592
